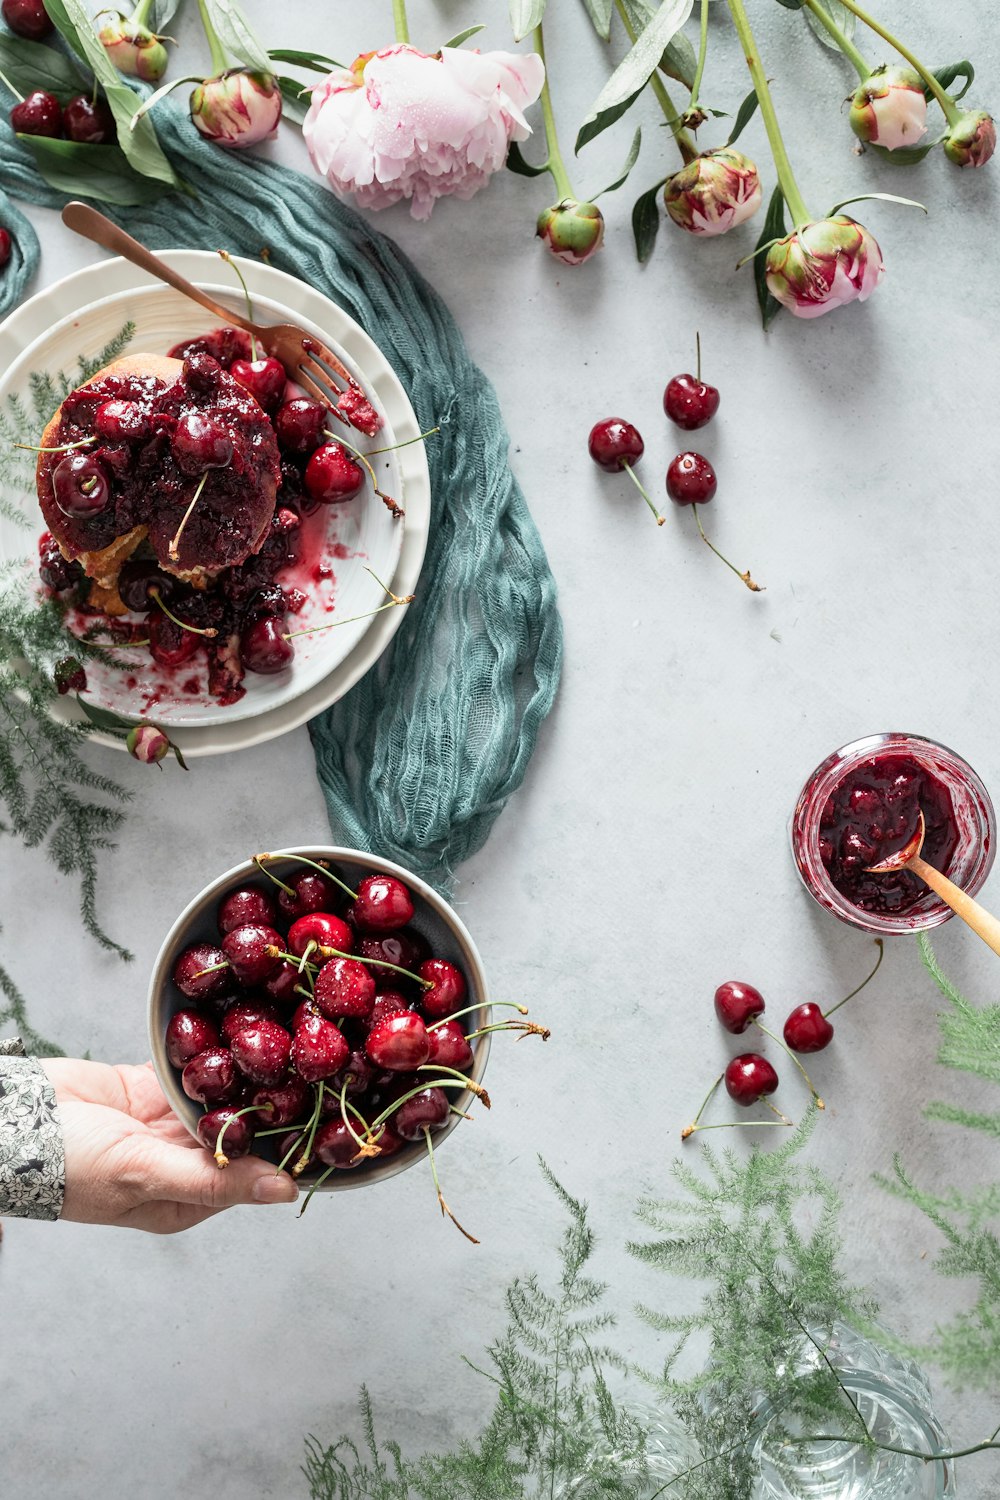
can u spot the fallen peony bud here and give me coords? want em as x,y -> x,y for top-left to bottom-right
943,109 -> 996,168
98,13 -> 169,83
765,216 -> 884,319
663,148 -> 762,236
849,65 -> 928,151
304,45 -> 544,221
191,69 -> 282,149
126,723 -> 170,764
535,198 -> 604,265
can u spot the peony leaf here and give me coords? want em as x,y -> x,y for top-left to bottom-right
827,191 -> 927,215
74,694 -> 134,734
20,135 -> 172,203
505,140 -> 549,177
575,85 -> 643,152
754,183 -> 786,330
578,0 -> 614,41
440,25 -> 487,50
726,87 -> 759,146
866,134 -> 946,166
618,0 -> 696,87
0,33 -> 87,98
150,0 -> 183,24
276,75 -> 311,125
804,0 -> 856,48
579,0 -> 694,141
591,125 -> 641,199
509,0 -> 548,44
268,47 -> 346,71
772,0 -> 804,7
928,60 -> 974,102
201,0 -> 272,74
631,177 -> 667,261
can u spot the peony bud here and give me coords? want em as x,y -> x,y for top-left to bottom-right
127,723 -> 170,764
535,199 -> 604,266
190,69 -> 282,149
664,148 -> 762,236
765,216 -> 884,320
98,15 -> 169,83
849,65 -> 927,151
943,109 -> 996,168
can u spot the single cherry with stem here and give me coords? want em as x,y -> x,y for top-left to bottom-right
62,94 -> 115,145
681,1071 -> 791,1141
663,333 -> 720,431
197,1104 -> 260,1167
588,418 -> 665,527
7,81 -> 62,137
217,884 -> 277,934
165,1010 -> 220,1068
724,1053 -> 789,1117
52,453 -> 111,519
666,452 -> 764,592
714,980 -> 765,1034
784,940 -> 884,1054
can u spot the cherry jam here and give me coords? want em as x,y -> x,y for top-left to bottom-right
820,754 -> 958,916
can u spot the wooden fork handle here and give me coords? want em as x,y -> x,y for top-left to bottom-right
910,855 -> 1000,958
61,201 -> 257,335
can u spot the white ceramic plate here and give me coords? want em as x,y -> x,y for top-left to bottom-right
0,252 -> 431,755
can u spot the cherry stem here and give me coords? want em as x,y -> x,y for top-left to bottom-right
681,1073 -> 723,1139
622,461 -> 666,526
297,939 -> 317,974
449,1105 -> 474,1120
0,67 -> 24,103
267,944 -> 432,991
284,585 -> 414,641
321,428 -> 403,517
465,1020 -> 551,1042
753,1020 -> 825,1109
340,1081 -> 377,1156
150,586 -> 218,639
423,1125 -> 479,1243
15,435 -> 96,454
217,250 -> 256,355
763,1098 -> 793,1125
824,939 -> 885,1018
426,1001 -> 527,1032
190,960 -> 230,979
683,1120 -> 792,1136
253,850 -> 357,902
366,1077 -> 482,1136
168,470 -> 210,564
415,1064 -> 490,1106
297,1165 -> 335,1217
366,426 -> 439,457
290,1082 -> 326,1177
213,1104 -> 262,1168
691,504 -> 764,592
275,1123 -> 308,1175
695,331 -> 701,383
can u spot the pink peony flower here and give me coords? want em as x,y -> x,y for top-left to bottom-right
663,148 -> 762,236
303,45 -> 545,220
765,217 -> 884,320
191,69 -> 282,149
849,65 -> 927,151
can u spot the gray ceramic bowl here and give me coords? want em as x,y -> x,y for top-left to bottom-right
148,846 -> 491,1190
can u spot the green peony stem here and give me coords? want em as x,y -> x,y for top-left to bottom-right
801,0 -> 870,81
834,0 -> 961,125
534,22 -> 575,201
723,0 -> 812,229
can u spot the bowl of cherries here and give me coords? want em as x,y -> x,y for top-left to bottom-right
149,846 -> 494,1212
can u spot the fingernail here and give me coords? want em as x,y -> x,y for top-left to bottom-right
252,1173 -> 299,1204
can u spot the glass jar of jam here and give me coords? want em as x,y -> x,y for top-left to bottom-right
790,733 -> 996,934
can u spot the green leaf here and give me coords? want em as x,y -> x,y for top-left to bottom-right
42,0 -> 184,189
773,0 -> 804,6
578,0 -> 614,41
827,191 -> 927,215
267,47 -> 344,72
151,0 -> 183,25
579,0 -> 693,143
277,74 -> 311,125
928,60 -> 974,102
804,0 -> 855,46
20,136 -> 173,205
754,183 -> 786,331
591,125 -> 641,199
202,0 -> 272,73
631,177 -> 666,261
659,31 -> 696,88
0,33 -> 87,99
867,134 -> 946,166
726,86 -> 759,146
505,139 -> 549,177
509,0 -> 547,43
74,693 -> 133,734
575,84 -> 643,152
440,25 -> 487,50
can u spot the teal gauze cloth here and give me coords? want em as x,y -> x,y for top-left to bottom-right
0,108 -> 563,888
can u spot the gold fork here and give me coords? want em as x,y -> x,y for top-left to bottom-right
60,200 -> 383,438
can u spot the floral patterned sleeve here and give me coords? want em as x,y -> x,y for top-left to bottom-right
0,1038 -> 65,1221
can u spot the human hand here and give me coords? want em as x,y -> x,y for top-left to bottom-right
41,1058 -> 298,1233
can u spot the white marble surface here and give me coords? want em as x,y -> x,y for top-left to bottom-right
3,1 -> 1000,1494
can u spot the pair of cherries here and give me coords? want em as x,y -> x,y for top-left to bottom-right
682,943 -> 885,1137
588,340 -> 762,592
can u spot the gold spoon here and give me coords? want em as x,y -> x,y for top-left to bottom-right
865,811 -> 1000,957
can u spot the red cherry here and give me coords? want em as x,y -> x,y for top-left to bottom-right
368,991 -> 412,1029
291,1014 -> 349,1082
419,958 -> 467,1019
713,981 -> 765,1035
274,398 -> 326,453
304,441 -> 364,504
393,1086 -> 449,1140
220,1000 -> 281,1044
62,94 -> 115,144
426,1020 -> 473,1071
10,88 -> 61,136
52,453 -> 111,518
277,869 -> 343,920
290,999 -> 321,1032
587,418 -> 644,472
239,615 -> 294,675
165,1010 -> 220,1069
181,1047 -> 240,1106
356,930 -> 429,993
2,0 -> 53,39
249,1075 -> 309,1126
314,956 -> 376,1019
94,398 -> 150,443
229,1019 -> 292,1086
172,410 -> 234,473
172,942 -> 231,1003
0,227 -> 10,269
724,1053 -> 779,1107
263,961 -> 300,1005
663,373 -> 720,431
217,884 -> 277,935
327,1048 -> 375,1100
147,610 -> 199,669
783,1003 -> 835,1054
314,1117 -> 363,1168
230,356 -> 287,413
197,1106 -> 254,1160
349,874 -> 415,934
666,452 -> 717,506
366,1012 -> 429,1072
287,911 -> 353,958
220,923 -> 284,985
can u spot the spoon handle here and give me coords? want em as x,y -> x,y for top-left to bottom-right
60,201 -> 255,334
910,855 -> 1000,958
